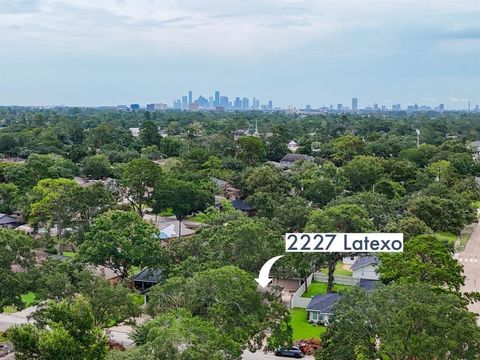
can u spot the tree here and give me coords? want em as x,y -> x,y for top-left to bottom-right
77,276 -> 141,327
152,178 -> 213,236
331,135 -> 365,165
80,154 -> 112,179
316,284 -> 480,360
241,165 -> 291,198
305,205 -> 373,292
0,182 -> 18,213
79,210 -> 168,279
139,120 -> 161,147
112,309 -> 243,360
408,195 -> 475,234
8,296 -> 108,360
373,178 -> 405,199
237,136 -> 267,165
146,266 -> 291,351
343,156 -> 385,192
176,215 -> 284,275
120,158 -> 161,216
74,183 -> 116,243
29,178 -> 81,255
379,234 -> 465,292
302,177 -> 342,206
0,229 -> 34,312
384,215 -> 433,240
26,153 -> 77,182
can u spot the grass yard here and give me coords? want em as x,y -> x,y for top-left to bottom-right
63,251 -> 76,258
186,214 -> 205,223
2,292 -> 37,314
435,231 -> 457,246
290,308 -> 326,340
0,332 -> 7,343
302,282 -> 351,298
320,261 -> 352,277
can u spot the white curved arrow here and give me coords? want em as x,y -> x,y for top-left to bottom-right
255,255 -> 284,288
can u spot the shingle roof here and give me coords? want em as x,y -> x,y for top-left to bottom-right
0,214 -> 18,226
306,293 -> 342,313
280,154 -> 313,163
351,256 -> 378,270
231,199 -> 254,211
133,268 -> 163,283
358,278 -> 381,291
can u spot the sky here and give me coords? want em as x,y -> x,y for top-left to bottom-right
0,0 -> 479,109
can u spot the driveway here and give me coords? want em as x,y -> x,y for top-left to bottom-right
0,306 -> 36,332
455,221 -> 480,316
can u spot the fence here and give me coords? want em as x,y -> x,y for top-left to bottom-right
290,273 -> 313,308
289,272 -> 360,309
313,273 -> 360,286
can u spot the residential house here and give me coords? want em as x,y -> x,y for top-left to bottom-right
279,154 -> 314,167
306,293 -> 341,324
287,140 -> 299,153
231,199 -> 256,217
133,268 -> 163,294
306,279 -> 380,324
351,255 -> 380,280
0,213 -> 20,228
469,141 -> 480,160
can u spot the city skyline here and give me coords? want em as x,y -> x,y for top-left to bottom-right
1,0 -> 479,107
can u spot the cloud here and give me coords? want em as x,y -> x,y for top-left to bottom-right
0,0 -> 41,14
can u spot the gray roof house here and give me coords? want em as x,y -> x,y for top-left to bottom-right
351,255 -> 380,280
279,154 -> 314,167
133,268 -> 163,294
0,213 -> 20,228
306,293 -> 342,324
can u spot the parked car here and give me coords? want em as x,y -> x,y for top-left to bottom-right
274,346 -> 305,358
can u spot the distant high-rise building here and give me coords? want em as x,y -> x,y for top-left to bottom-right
373,103 -> 379,111
242,97 -> 249,109
147,103 -> 167,111
214,91 -> 220,106
188,91 -> 193,106
219,96 -> 229,107
337,104 -> 342,111
306,104 -> 311,111
352,98 -> 358,112
438,104 -> 445,111
234,97 -> 241,109
267,100 -> 273,110
130,104 -> 140,111
173,100 -> 182,109
181,96 -> 188,110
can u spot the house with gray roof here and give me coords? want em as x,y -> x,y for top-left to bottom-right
351,255 -> 380,280
0,213 -> 20,228
306,293 -> 342,324
279,153 -> 314,167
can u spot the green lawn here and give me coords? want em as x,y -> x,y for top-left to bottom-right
290,308 -> 326,340
2,292 -> 37,314
435,231 -> 457,246
186,214 -> 205,223
320,261 -> 352,277
63,251 -> 76,258
0,332 -> 7,343
302,282 -> 351,298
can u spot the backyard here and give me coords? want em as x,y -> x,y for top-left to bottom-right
2,292 -> 37,314
290,308 -> 326,340
302,282 -> 351,298
319,261 -> 352,277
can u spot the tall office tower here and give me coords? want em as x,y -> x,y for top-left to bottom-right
181,96 -> 188,110
214,91 -> 220,106
234,97 -> 241,109
267,100 -> 273,110
252,97 -> 257,109
130,104 -> 140,111
352,97 -> 358,112
306,104 -> 311,111
188,91 -> 193,105
219,96 -> 229,107
255,99 -> 260,109
337,104 -> 343,111
242,97 -> 249,109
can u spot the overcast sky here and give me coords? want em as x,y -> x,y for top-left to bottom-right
0,0 -> 479,108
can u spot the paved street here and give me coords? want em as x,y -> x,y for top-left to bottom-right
456,221 -> 480,317
0,306 -> 36,332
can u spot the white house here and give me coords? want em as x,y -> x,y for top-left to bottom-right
306,293 -> 342,324
287,140 -> 299,153
468,141 -> 480,160
351,255 -> 380,280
